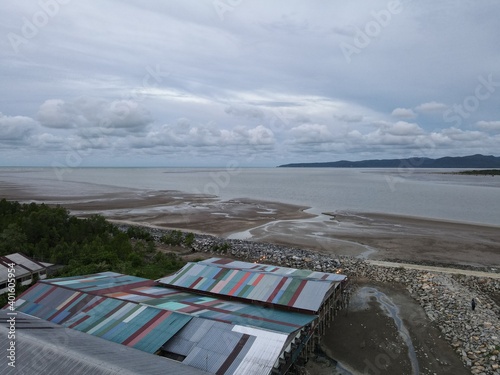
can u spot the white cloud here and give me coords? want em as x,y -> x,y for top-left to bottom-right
247,125 -> 275,145
476,120 -> 500,131
391,108 -> 417,119
37,100 -> 75,129
415,101 -> 448,113
131,119 -> 274,151
442,127 -> 486,141
377,121 -> 424,136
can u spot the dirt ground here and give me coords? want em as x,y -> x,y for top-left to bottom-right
309,280 -> 470,375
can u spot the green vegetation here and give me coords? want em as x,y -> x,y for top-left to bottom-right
0,199 -> 186,305
184,232 -> 195,247
160,230 -> 183,246
160,230 -> 196,247
126,226 -> 154,242
211,242 -> 231,254
455,169 -> 500,176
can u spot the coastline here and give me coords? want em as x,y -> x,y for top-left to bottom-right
1,180 -> 499,268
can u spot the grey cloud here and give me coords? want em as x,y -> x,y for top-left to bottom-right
31,133 -> 66,149
286,119 -> 494,158
391,108 -> 417,119
441,127 -> 486,142
334,114 -> 364,123
378,121 -> 424,136
289,124 -> 335,144
131,119 -> 274,150
37,98 -> 153,134
37,100 -> 78,129
225,105 -> 266,120
476,121 -> 500,132
0,113 -> 37,144
415,101 -> 448,114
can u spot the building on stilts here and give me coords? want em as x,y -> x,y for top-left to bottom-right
10,257 -> 348,374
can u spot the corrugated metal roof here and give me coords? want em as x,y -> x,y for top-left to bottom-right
158,258 -> 346,313
163,319 -> 259,375
9,271 -> 317,375
49,272 -> 153,292
37,271 -> 316,334
200,258 -> 346,282
0,310 -> 209,375
140,288 -> 315,333
231,326 -> 289,375
14,282 -> 193,354
0,252 -> 53,282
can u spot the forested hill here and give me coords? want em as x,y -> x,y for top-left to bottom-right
278,154 -> 500,168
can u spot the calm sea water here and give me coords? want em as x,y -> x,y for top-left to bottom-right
1,167 -> 499,226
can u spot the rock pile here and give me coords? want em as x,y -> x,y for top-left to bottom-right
408,273 -> 499,375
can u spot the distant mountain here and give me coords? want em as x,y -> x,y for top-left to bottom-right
278,154 -> 500,168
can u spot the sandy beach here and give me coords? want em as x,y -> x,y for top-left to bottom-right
2,179 -> 498,269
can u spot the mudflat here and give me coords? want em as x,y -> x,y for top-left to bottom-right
315,281 -> 470,375
1,181 -> 499,268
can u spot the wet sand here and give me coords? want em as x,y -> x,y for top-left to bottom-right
313,281 -> 470,375
236,211 -> 500,268
1,180 -> 499,268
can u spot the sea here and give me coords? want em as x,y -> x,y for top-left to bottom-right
0,167 -> 499,227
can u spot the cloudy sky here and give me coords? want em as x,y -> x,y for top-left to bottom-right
1,0 -> 499,167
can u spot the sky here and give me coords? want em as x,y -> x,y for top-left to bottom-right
1,0 -> 500,167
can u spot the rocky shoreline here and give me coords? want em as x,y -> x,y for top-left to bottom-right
121,225 -> 500,375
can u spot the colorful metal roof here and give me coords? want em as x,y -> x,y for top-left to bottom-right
15,281 -> 193,354
11,271 -> 315,375
42,270 -> 315,334
199,258 -> 346,282
158,258 -> 346,313
141,289 -> 314,333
